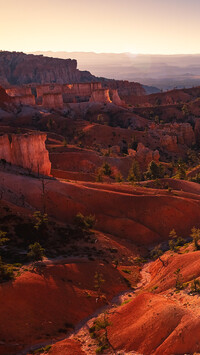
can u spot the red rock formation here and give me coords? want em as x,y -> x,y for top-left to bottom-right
0,51 -> 96,85
6,86 -> 32,96
135,143 -> 160,169
194,118 -> 200,142
160,134 -> 178,152
0,52 -> 146,99
102,79 -> 146,96
36,84 -> 62,98
12,94 -> 35,106
89,89 -> 112,104
42,93 -> 63,109
110,89 -> 126,106
124,86 -> 200,107
0,86 -> 12,109
63,82 -> 102,96
0,133 -> 51,175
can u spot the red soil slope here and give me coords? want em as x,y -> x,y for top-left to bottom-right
107,292 -> 200,355
47,339 -> 86,355
2,171 -> 200,245
0,261 -> 126,354
146,250 -> 200,293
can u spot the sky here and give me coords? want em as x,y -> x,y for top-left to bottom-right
1,0 -> 200,54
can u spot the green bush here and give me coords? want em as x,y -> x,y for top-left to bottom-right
190,227 -> 200,250
33,211 -> 48,231
101,162 -> 112,176
168,229 -> 186,251
128,160 -> 141,182
0,257 -> 14,283
74,213 -> 96,231
145,161 -> 165,180
28,242 -> 45,261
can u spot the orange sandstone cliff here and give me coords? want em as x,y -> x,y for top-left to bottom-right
0,132 -> 51,175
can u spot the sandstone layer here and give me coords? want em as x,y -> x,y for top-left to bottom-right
0,133 -> 51,175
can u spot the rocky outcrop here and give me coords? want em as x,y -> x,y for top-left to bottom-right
194,118 -> 200,142
42,93 -> 63,109
134,143 -> 160,169
12,95 -> 35,106
0,52 -> 145,99
102,79 -> 146,96
6,87 -> 32,96
0,133 -> 51,175
0,51 -> 96,86
160,134 -> 178,152
89,89 -> 112,104
110,89 -> 125,106
0,86 -> 12,109
159,123 -> 195,152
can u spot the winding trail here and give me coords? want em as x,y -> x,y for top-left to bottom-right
68,261 -> 152,355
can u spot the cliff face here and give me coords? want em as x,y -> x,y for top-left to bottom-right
0,51 -> 96,86
0,52 -> 146,97
42,93 -> 63,108
102,79 -> 146,96
0,133 -> 51,175
0,86 -> 12,109
89,89 -> 112,104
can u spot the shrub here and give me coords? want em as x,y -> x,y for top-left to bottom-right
0,257 -> 14,283
101,162 -> 112,176
128,160 -> 141,182
190,227 -> 200,250
33,211 -> 48,231
28,242 -> 45,261
115,172 -> 123,182
150,245 -> 165,266
190,279 -> 200,293
174,160 -> 187,180
145,161 -> 165,180
174,268 -> 184,290
74,213 -> 96,231
96,169 -> 103,182
168,229 -> 185,251
0,230 -> 9,246
94,272 -> 105,297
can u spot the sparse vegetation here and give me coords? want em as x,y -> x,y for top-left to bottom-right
190,227 -> 200,250
89,313 -> 113,354
190,279 -> 200,293
0,257 -> 14,282
28,242 -> 45,261
145,161 -> 164,180
74,212 -> 96,231
174,268 -> 184,290
94,272 -> 105,298
150,245 -> 165,266
168,229 -> 186,251
128,160 -> 141,182
101,162 -> 112,176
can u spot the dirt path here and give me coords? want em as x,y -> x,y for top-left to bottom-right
68,261 -> 152,355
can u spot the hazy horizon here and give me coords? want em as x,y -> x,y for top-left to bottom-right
1,0 -> 200,54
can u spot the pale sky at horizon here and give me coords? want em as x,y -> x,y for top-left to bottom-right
1,0 -> 200,55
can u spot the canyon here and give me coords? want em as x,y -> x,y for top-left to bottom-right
1,51 -> 200,355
